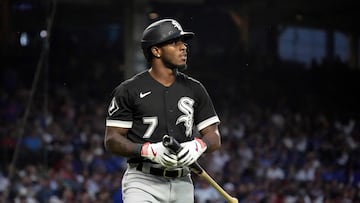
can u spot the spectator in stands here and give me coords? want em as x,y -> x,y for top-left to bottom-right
14,187 -> 38,203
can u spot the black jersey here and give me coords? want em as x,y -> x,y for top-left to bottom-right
106,70 -> 220,144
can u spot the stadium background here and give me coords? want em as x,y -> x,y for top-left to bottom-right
1,0 -> 360,202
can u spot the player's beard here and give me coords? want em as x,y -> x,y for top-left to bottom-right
162,57 -> 187,71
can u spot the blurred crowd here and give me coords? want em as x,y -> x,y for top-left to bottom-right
195,104 -> 360,203
1,61 -> 360,203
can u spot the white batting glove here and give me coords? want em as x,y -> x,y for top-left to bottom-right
177,138 -> 207,167
141,141 -> 178,167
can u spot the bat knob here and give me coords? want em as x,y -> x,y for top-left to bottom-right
162,135 -> 182,153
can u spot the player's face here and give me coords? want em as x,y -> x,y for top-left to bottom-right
160,38 -> 188,70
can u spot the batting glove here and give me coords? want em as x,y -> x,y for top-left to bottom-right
177,138 -> 207,166
141,141 -> 178,167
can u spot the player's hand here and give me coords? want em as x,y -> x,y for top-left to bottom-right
177,138 -> 207,166
141,141 -> 178,167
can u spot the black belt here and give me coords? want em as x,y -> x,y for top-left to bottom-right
135,162 -> 189,178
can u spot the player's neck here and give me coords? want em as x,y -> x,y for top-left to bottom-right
148,67 -> 176,87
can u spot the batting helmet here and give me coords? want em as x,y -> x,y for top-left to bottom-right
141,19 -> 194,60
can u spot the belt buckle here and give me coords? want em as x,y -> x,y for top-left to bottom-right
163,168 -> 181,178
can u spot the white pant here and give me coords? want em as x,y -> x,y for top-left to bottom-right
122,165 -> 194,203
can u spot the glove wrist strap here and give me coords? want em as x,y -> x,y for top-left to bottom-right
196,137 -> 209,152
141,142 -> 150,157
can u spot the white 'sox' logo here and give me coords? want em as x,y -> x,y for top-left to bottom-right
176,97 -> 194,137
171,20 -> 183,31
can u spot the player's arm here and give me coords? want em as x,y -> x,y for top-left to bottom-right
198,123 -> 221,153
104,126 -> 141,157
104,126 -> 178,167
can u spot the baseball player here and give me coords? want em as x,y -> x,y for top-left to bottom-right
104,18 -> 221,203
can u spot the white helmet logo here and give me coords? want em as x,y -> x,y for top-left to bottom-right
171,20 -> 183,31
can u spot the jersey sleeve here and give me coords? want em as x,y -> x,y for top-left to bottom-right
193,82 -> 220,131
106,84 -> 133,128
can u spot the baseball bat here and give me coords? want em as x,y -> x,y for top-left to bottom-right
163,135 -> 238,203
